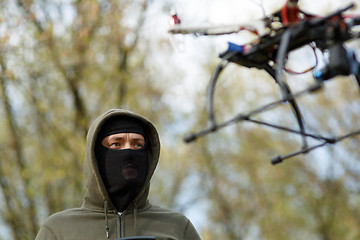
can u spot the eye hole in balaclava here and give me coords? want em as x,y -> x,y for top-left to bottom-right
95,116 -> 149,212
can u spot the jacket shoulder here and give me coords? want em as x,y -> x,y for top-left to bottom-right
144,204 -> 188,219
36,208 -> 105,240
43,207 -> 88,223
138,204 -> 201,240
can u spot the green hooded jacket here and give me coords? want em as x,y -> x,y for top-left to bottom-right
35,108 -> 201,240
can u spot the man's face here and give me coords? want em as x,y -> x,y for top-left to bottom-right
100,132 -> 146,180
102,133 -> 145,150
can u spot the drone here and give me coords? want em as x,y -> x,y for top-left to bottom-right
168,0 -> 360,165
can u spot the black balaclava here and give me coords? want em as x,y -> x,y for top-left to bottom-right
95,116 -> 148,212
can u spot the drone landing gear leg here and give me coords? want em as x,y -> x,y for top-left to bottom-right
264,63 -> 309,151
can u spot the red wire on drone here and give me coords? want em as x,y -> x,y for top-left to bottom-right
281,0 -> 301,25
239,26 -> 260,36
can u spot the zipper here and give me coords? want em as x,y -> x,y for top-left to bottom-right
118,212 -> 123,238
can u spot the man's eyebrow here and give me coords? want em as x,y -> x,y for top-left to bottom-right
108,135 -> 126,141
107,134 -> 144,141
132,136 -> 145,140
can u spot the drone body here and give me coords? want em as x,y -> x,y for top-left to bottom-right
168,1 -> 360,164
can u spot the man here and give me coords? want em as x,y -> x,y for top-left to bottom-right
35,108 -> 201,240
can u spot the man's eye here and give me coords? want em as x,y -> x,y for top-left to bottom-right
110,143 -> 121,148
133,143 -> 144,149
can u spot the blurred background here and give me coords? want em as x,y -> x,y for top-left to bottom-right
0,0 -> 360,239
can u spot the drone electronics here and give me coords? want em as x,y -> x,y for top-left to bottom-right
168,0 -> 360,164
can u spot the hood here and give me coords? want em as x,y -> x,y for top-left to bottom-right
82,108 -> 160,212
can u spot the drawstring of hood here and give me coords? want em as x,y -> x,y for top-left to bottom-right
133,201 -> 138,236
105,201 -> 110,238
